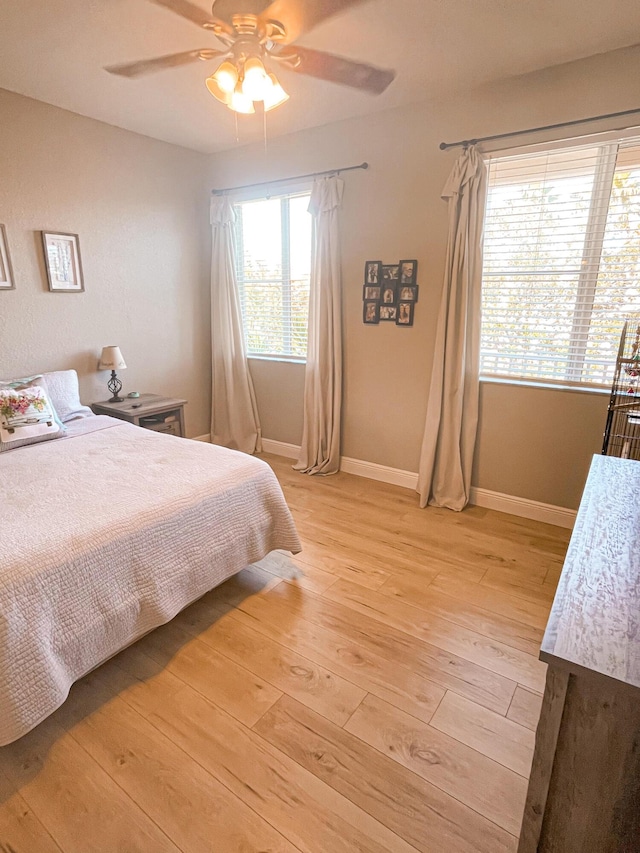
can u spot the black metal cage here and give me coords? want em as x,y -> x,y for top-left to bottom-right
602,316 -> 640,460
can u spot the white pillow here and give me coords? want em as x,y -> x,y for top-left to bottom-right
41,369 -> 93,422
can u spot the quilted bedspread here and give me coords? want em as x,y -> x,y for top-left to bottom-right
0,417 -> 301,745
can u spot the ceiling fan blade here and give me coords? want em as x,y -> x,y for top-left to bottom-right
279,46 -> 395,94
259,0 -> 369,44
210,0 -> 273,24
148,0 -> 233,34
106,49 -> 224,78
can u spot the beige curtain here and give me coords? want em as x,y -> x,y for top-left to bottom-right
210,196 -> 262,454
294,176 -> 344,475
417,146 -> 487,510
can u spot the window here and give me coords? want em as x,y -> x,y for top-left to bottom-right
234,192 -> 311,359
480,136 -> 640,386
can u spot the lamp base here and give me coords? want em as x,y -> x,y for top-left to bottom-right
107,370 -> 123,403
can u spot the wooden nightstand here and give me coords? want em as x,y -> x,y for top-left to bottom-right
91,394 -> 187,437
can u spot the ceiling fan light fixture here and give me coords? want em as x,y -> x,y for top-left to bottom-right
213,59 -> 239,94
263,73 -> 289,112
230,85 -> 255,114
107,0 -> 397,124
205,74 -> 231,105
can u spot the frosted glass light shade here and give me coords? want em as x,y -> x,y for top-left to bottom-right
214,60 -> 238,94
206,75 -> 231,105
98,346 -> 127,370
206,59 -> 288,114
263,73 -> 289,111
230,88 -> 255,114
242,57 -> 268,101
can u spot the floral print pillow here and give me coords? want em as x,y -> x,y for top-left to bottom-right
0,385 -> 63,451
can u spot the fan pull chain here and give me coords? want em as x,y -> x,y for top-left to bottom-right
263,107 -> 268,154
234,111 -> 239,145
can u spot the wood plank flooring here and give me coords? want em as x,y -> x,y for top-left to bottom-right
0,453 -> 571,853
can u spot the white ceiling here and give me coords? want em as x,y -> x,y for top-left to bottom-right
1,0 -> 639,153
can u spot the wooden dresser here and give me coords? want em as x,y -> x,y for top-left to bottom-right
519,454 -> 640,852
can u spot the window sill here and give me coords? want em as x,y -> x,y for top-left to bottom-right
480,376 -> 611,396
248,355 -> 306,365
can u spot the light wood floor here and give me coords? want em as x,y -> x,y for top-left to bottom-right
0,453 -> 571,853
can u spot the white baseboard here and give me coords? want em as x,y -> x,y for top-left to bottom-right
261,438 -> 300,458
260,436 -> 575,529
340,456 -> 419,490
260,440 -> 418,490
469,487 -> 576,529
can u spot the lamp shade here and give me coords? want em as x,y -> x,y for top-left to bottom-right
98,346 -> 127,370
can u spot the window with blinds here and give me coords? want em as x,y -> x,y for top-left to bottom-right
234,192 -> 311,359
480,136 -> 640,386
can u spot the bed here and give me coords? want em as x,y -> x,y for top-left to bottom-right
0,372 -> 301,746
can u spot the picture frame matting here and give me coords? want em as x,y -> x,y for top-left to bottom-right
42,231 -> 85,292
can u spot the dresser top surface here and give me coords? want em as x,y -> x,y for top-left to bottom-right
541,454 -> 640,688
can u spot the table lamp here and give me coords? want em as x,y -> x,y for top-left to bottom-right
98,346 -> 127,402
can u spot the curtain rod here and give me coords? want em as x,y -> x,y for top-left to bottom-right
211,161 -> 368,195
439,107 -> 640,151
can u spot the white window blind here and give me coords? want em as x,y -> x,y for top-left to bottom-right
234,192 -> 311,359
480,136 -> 640,386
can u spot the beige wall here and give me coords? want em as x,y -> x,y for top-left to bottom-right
207,45 -> 639,509
475,382 -> 607,509
249,358 -> 305,446
0,89 -> 211,437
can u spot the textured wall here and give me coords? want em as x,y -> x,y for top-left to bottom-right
0,89 -> 211,437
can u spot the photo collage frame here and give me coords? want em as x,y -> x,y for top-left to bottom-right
363,259 -> 418,326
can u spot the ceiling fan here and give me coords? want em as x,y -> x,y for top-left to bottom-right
106,0 -> 396,114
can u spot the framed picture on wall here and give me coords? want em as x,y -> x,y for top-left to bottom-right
363,300 -> 380,324
0,224 -> 15,290
364,260 -> 382,285
42,231 -> 84,292
399,284 -> 419,302
363,284 -> 381,301
379,305 -> 397,321
396,302 -> 415,326
381,264 -> 400,283
381,283 -> 397,305
399,259 -> 418,284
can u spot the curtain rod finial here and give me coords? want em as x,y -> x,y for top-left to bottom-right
439,142 -> 448,150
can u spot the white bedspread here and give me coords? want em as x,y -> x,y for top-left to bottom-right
0,417 -> 301,745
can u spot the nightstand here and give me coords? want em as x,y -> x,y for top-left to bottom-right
91,394 -> 187,437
